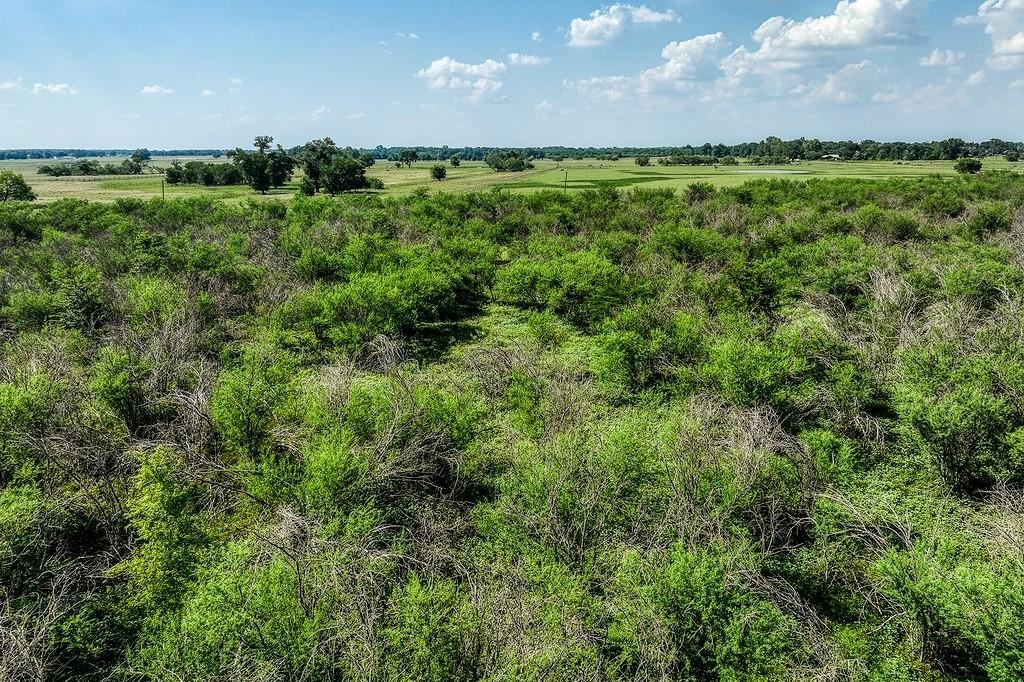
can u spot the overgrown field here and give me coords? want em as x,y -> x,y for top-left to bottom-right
2,174 -> 1024,680
5,156 -> 1022,202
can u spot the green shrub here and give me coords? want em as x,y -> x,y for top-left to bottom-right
121,446 -> 210,610
52,261 -> 105,331
896,346 -> 1024,492
90,346 -> 152,432
494,250 -> 627,327
209,346 -> 300,458
966,202 -> 1012,237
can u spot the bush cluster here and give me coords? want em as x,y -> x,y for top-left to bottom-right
2,173 -> 1024,679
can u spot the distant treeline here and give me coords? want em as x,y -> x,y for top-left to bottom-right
359,138 -> 1024,162
0,148 -> 225,160
6,137 -> 1024,164
37,159 -> 149,177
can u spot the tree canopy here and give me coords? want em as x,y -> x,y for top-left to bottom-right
0,170 -> 36,202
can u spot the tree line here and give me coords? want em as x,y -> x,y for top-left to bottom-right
0,148 -> 222,160
36,149 -> 154,177
358,137 -> 1024,162
7,137 -> 1024,164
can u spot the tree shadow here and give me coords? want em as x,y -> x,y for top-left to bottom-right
407,318 -> 484,362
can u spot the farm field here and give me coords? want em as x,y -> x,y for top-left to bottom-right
4,155 -> 1022,202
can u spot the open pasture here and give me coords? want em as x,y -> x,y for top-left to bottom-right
3,155 -> 1022,203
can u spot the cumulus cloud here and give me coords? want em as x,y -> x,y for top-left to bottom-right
967,69 -> 988,84
416,57 -> 507,99
920,48 -> 965,66
396,32 -> 420,39
957,0 -> 1024,70
564,75 -> 634,102
723,0 -> 924,80
567,4 -> 679,47
508,52 -> 550,66
140,85 -> 174,95
532,31 -> 542,42
643,33 -> 731,85
200,89 -> 216,96
809,60 -> 882,103
1,77 -> 24,90
566,33 -> 730,101
33,82 -> 79,95
345,111 -> 367,120
310,105 -> 331,120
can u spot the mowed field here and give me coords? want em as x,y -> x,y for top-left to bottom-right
3,155 -> 1022,203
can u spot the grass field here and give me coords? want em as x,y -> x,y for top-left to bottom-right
3,155 -> 1022,202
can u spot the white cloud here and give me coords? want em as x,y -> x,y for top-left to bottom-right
534,99 -> 554,112
532,31 -> 542,42
200,89 -> 216,97
903,80 -> 969,110
508,52 -> 551,66
0,77 -> 24,90
920,48 -> 965,66
809,60 -> 882,103
310,105 -> 331,120
958,0 -> 1024,69
871,88 -> 902,102
416,57 -> 507,100
1012,77 -> 1024,87
566,33 -> 730,101
33,82 -> 79,95
140,85 -> 174,95
967,69 -> 988,84
723,0 -> 924,79
643,33 -> 731,85
565,75 -> 634,102
345,111 -> 367,120
229,77 -> 243,84
396,32 -> 420,39
567,4 -> 679,47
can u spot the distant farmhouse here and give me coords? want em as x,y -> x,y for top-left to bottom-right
821,154 -> 843,161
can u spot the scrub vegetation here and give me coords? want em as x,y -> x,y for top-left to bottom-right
2,171 -> 1024,680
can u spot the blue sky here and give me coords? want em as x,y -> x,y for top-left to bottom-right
1,1 -> 1022,148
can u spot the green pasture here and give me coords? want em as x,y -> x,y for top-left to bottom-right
3,155 -> 1021,203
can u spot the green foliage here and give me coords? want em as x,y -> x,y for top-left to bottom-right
90,346 -> 152,432
494,250 -> 628,327
51,260 -> 106,331
3,176 -> 1024,679
955,157 -> 983,174
607,544 -> 806,679
0,169 -> 37,203
485,150 -> 534,172
121,446 -> 210,611
895,344 -> 1024,492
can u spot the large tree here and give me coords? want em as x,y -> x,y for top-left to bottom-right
398,149 -> 419,168
267,145 -> 296,188
230,136 -> 294,194
321,154 -> 371,195
0,170 -> 36,203
298,137 -> 338,193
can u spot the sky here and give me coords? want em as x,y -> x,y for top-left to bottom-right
1,0 -> 1022,148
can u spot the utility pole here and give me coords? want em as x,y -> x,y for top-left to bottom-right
161,179 -> 165,200
563,169 -> 568,193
